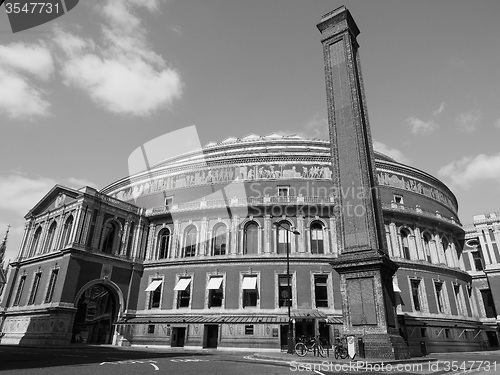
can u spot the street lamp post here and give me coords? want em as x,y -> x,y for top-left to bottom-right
274,221 -> 300,354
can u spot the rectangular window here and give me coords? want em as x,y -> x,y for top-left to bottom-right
174,277 -> 191,308
445,328 -> 450,338
44,269 -> 59,303
242,275 -> 258,308
472,251 -> 484,271
148,325 -> 155,334
13,275 -> 26,306
480,289 -> 497,318
314,275 -> 329,308
146,278 -> 163,309
28,272 -> 42,305
207,276 -> 224,308
393,194 -> 404,205
165,197 -> 173,207
435,282 -> 444,313
411,279 -> 421,312
245,325 -> 254,335
278,275 -> 292,307
277,186 -> 290,203
420,328 -> 427,337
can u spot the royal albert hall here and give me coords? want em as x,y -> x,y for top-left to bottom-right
0,133 -> 497,356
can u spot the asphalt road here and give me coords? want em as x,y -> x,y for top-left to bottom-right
1,345 -> 499,375
0,345 -> 293,375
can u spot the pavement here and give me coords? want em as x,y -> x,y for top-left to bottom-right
250,350 -> 437,365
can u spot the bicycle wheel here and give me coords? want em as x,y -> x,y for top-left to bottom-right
295,342 -> 307,357
316,343 -> 325,357
334,346 -> 340,359
340,346 -> 349,359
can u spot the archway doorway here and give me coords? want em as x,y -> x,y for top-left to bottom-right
72,284 -> 116,344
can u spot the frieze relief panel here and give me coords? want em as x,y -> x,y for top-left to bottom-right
377,172 -> 456,212
111,164 -> 333,202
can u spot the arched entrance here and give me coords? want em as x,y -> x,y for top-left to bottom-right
72,284 -> 116,344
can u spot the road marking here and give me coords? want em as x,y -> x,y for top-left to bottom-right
170,358 -> 209,362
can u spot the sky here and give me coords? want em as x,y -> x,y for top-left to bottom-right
1,0 -> 500,264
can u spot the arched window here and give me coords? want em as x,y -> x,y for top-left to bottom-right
277,221 -> 291,254
157,229 -> 170,259
212,224 -> 227,256
30,227 -> 42,257
44,222 -> 57,253
101,221 -> 117,254
183,225 -> 197,257
422,233 -> 432,262
243,222 -> 258,255
61,216 -> 74,248
400,229 -> 411,259
310,222 -> 324,254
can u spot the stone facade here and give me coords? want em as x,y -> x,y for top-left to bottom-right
0,134 -> 496,356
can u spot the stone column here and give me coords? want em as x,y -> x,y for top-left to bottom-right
18,221 -> 32,260
146,223 -> 156,260
329,216 -> 338,256
230,216 -> 239,255
408,234 -> 418,260
413,227 -> 425,261
434,233 -> 447,265
317,6 -> 408,359
121,220 -> 131,256
297,215 -> 305,253
199,217 -> 209,256
389,222 -> 400,258
263,215 -> 271,254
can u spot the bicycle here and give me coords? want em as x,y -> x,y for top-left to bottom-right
334,336 -> 349,359
294,336 -> 325,357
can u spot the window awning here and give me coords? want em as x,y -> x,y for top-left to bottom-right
242,276 -> 257,290
207,276 -> 223,290
145,279 -> 163,292
174,278 -> 191,291
393,281 -> 401,293
279,277 -> 290,286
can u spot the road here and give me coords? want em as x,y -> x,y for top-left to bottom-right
0,345 -> 292,375
0,345 -> 499,375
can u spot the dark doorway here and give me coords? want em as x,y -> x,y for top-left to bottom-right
204,325 -> 219,348
295,319 -> 314,339
171,327 -> 186,347
72,284 -> 116,344
486,331 -> 499,348
280,324 -> 292,351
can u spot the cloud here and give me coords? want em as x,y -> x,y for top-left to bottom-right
0,42 -> 54,120
494,118 -> 500,129
372,140 -> 410,164
438,153 -> 500,189
456,109 -> 481,133
303,115 -> 329,140
54,0 -> 182,116
432,102 -> 445,116
406,116 -> 438,135
0,174 -> 98,216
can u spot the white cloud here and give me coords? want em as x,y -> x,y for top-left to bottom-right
456,109 -> 481,133
406,116 -> 438,135
0,42 -> 54,80
0,42 -> 54,120
54,0 -> 182,116
0,174 -> 98,216
432,102 -> 446,116
494,118 -> 500,129
438,153 -> 500,189
303,115 -> 329,140
372,140 -> 410,164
